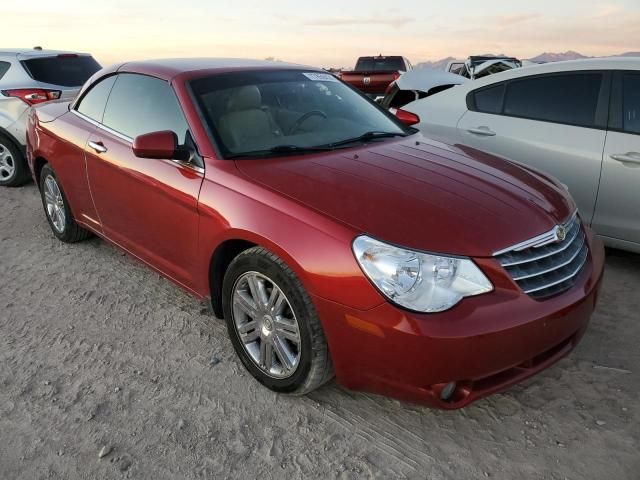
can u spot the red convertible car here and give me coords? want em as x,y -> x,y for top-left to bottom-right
26,59 -> 604,408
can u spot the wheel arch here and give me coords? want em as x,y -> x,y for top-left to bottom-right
0,127 -> 25,154
208,238 -> 257,318
207,230 -> 314,319
33,156 -> 49,188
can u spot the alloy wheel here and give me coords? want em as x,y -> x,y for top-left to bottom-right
0,142 -> 15,180
231,271 -> 302,379
43,175 -> 66,233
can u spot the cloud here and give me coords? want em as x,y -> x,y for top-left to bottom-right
495,13 -> 542,26
4,0 -> 639,69
443,5 -> 640,55
302,14 -> 413,28
591,2 -> 625,18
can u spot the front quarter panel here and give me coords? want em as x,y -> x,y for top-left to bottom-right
196,159 -> 385,311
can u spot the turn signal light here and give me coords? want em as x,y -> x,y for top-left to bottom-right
1,88 -> 62,106
390,108 -> 420,126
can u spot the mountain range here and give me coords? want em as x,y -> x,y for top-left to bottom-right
415,51 -> 640,70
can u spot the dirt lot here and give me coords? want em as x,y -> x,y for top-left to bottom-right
0,183 -> 638,480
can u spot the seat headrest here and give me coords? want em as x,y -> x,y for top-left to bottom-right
227,85 -> 262,111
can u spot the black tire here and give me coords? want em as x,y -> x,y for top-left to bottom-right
222,246 -> 334,395
39,164 -> 92,243
0,132 -> 30,187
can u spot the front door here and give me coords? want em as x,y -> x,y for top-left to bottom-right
85,73 -> 204,288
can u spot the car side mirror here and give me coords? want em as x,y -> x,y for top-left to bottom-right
132,131 -> 178,159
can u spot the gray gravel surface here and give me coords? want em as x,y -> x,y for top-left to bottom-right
1,184 -> 638,479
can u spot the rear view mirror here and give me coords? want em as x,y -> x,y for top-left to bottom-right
132,130 -> 178,159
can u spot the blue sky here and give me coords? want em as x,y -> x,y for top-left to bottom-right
3,0 -> 639,67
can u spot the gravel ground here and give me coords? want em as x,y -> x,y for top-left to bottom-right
1,184 -> 638,480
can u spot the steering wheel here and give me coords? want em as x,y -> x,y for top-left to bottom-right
287,110 -> 327,135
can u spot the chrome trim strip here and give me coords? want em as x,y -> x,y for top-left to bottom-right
522,249 -> 589,294
498,226 -> 581,267
509,234 -> 586,281
71,110 -> 205,174
71,109 -> 101,127
72,109 -> 133,143
493,211 -> 578,256
166,159 -> 205,174
100,125 -> 133,143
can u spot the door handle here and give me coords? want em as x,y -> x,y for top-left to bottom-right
467,126 -> 496,136
88,141 -> 107,154
611,152 -> 640,165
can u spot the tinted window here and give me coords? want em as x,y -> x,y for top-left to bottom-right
385,87 -> 418,109
355,57 -> 405,72
474,63 -> 515,79
472,84 -> 505,114
102,74 -> 189,142
21,55 -> 101,87
0,62 -> 10,80
504,73 -> 603,127
75,76 -> 116,122
623,74 -> 640,134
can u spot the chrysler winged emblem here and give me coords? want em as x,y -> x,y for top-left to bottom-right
555,225 -> 567,242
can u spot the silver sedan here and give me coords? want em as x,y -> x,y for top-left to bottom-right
399,57 -> 640,254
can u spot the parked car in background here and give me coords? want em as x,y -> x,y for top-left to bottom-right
381,68 -> 468,111
27,59 -> 604,408
400,57 -> 640,253
447,56 -> 522,80
0,47 -> 100,186
339,55 -> 412,99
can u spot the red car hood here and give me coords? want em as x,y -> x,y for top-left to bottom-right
235,136 -> 575,257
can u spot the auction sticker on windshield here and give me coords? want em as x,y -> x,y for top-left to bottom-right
303,72 -> 339,82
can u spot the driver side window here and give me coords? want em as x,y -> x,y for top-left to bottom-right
101,73 -> 190,144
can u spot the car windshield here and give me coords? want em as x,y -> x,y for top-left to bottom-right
190,70 -> 409,158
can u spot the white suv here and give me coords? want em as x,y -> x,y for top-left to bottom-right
0,48 -> 100,186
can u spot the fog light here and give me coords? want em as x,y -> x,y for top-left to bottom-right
440,381 -> 457,401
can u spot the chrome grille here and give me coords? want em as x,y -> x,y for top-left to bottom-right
495,214 -> 589,299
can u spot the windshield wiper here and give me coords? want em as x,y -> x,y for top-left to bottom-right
226,133 -> 407,159
226,144 -> 335,159
326,131 -> 407,148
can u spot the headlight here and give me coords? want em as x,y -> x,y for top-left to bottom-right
352,235 -> 493,313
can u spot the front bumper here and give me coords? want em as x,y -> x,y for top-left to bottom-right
314,229 -> 605,409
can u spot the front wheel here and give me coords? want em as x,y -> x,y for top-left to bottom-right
222,247 -> 333,395
39,164 -> 92,243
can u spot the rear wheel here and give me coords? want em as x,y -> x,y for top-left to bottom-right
0,133 -> 30,187
39,164 -> 92,243
222,247 -> 333,395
